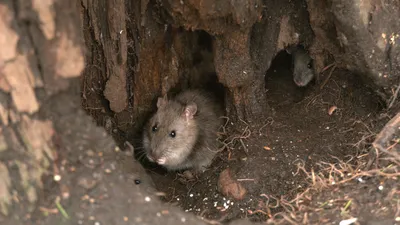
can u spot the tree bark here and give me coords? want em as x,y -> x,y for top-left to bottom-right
0,0 -> 83,221
81,0 -> 316,137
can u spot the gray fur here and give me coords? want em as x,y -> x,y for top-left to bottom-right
143,89 -> 223,172
286,46 -> 315,87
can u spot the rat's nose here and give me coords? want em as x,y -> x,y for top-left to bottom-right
148,153 -> 166,165
294,78 -> 304,86
157,157 -> 166,165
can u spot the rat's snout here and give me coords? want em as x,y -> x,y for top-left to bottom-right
147,154 -> 155,162
147,151 -> 158,162
293,76 -> 305,87
156,157 -> 166,165
147,152 -> 167,165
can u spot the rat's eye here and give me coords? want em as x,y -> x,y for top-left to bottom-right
169,130 -> 176,138
307,61 -> 313,69
152,124 -> 158,132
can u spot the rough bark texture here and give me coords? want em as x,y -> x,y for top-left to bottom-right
307,0 -> 400,102
81,0 -> 315,136
80,0 -> 400,135
0,0 -> 84,221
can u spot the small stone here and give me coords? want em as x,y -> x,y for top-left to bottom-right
182,170 -> 194,180
54,174 -> 61,181
218,168 -> 247,200
78,177 -> 97,189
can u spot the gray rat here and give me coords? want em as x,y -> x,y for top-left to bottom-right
142,89 -> 223,172
286,45 -> 315,87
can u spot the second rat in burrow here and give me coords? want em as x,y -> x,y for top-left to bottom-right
286,45 -> 316,87
142,89 -> 223,173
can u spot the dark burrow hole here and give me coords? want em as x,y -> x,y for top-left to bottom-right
264,48 -> 314,104
128,38 -> 385,223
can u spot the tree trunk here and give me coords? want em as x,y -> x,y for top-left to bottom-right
0,0 -> 83,221
81,0 -> 317,138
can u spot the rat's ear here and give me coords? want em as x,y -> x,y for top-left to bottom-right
183,103 -> 197,120
157,96 -> 168,109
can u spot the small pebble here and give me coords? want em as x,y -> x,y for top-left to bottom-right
145,196 -> 151,202
378,185 -> 384,190
339,218 -> 357,225
94,222 -> 100,225
181,217 -> 186,222
54,175 -> 61,182
123,216 -> 128,221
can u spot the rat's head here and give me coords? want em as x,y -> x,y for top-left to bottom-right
143,96 -> 199,167
287,46 -> 315,87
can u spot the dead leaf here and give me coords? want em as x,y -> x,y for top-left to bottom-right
328,106 -> 337,115
218,168 -> 247,200
263,146 -> 271,151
